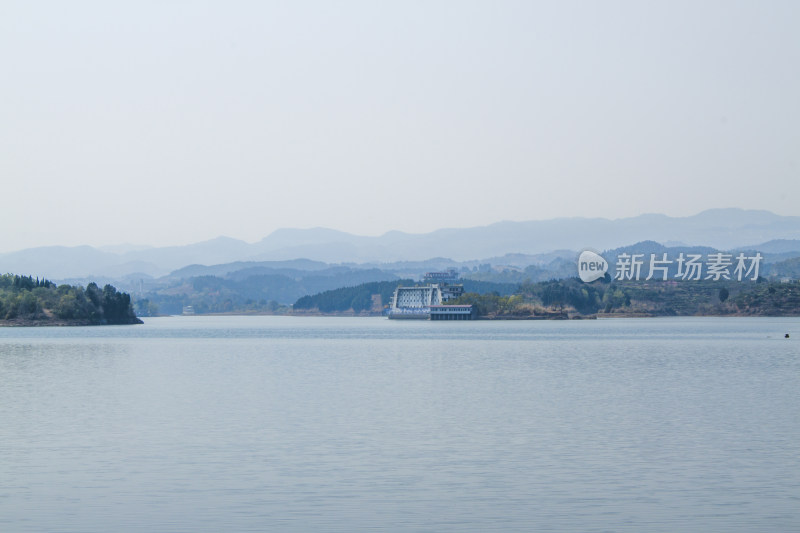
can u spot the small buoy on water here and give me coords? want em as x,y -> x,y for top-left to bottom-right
786,333 -> 790,339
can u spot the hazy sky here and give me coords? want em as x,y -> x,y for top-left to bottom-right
1,1 -> 798,252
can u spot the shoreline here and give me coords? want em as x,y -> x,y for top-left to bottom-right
5,312 -> 799,326
149,312 -> 799,319
0,318 -> 144,327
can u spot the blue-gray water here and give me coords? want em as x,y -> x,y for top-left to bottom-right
1,316 -> 798,532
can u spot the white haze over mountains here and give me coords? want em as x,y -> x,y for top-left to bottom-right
2,2 -> 799,255
1,209 -> 799,280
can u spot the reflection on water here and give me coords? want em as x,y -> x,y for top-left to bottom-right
1,317 -> 798,532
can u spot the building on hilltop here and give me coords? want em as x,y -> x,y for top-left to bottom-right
423,269 -> 459,284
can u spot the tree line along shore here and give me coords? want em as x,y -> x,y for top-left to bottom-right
3,272 -> 799,324
291,277 -> 800,318
0,274 -> 141,326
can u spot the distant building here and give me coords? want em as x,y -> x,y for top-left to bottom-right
423,269 -> 459,284
430,305 -> 477,320
182,305 -> 195,316
388,271 -> 470,319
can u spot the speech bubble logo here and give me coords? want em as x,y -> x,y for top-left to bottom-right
577,250 -> 608,282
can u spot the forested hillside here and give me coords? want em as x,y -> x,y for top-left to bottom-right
293,279 -> 519,314
292,275 -> 800,318
450,278 -> 800,318
0,274 -> 141,325
294,280 -> 413,313
140,268 -> 398,314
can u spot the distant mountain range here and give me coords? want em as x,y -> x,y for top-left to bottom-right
134,239 -> 800,311
2,208 -> 799,280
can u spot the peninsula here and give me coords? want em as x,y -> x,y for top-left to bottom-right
0,274 -> 142,326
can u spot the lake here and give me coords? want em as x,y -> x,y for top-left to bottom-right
1,316 -> 798,532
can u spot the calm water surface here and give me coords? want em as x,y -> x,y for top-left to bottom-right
1,316 -> 798,532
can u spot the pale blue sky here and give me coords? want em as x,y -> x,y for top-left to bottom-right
1,1 -> 798,252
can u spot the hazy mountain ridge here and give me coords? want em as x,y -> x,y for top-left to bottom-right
56,237 -> 800,315
137,240 -> 800,315
2,209 -> 799,280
